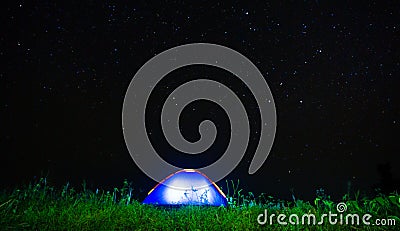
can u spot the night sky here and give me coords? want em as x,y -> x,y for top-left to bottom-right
3,1 -> 400,200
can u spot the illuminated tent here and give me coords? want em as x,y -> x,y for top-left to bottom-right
143,169 -> 228,206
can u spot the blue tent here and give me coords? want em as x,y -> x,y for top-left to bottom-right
143,169 -> 228,206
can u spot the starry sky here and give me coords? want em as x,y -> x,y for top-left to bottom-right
2,1 -> 399,200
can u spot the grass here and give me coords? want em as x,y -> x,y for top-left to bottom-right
0,178 -> 399,230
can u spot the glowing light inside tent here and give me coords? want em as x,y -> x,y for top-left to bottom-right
143,169 -> 228,206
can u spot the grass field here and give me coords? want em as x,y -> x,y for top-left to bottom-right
0,178 -> 399,230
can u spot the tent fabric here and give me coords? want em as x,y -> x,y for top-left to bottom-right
143,169 -> 228,206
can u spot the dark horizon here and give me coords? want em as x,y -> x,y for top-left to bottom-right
2,1 -> 399,202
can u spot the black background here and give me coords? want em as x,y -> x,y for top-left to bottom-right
2,1 -> 399,201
